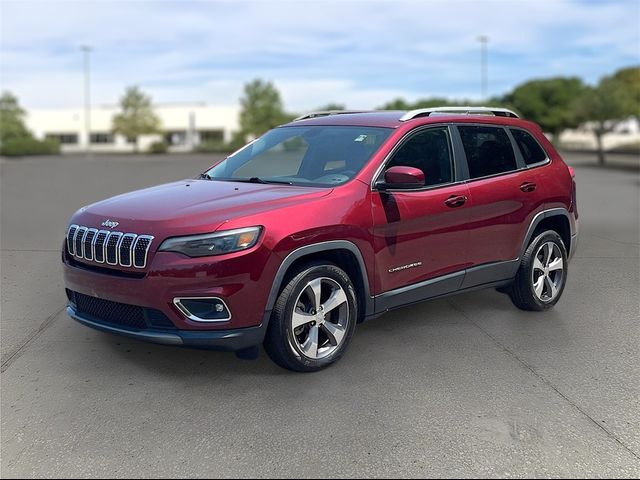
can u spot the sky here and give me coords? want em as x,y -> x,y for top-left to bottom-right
0,0 -> 639,113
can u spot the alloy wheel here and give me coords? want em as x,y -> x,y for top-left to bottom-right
531,241 -> 564,302
289,277 -> 350,360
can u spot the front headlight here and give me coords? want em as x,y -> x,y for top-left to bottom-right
158,226 -> 262,257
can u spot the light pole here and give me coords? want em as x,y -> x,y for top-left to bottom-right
477,35 -> 488,102
80,45 -> 92,154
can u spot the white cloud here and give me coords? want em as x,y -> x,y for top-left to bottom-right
1,0 -> 638,110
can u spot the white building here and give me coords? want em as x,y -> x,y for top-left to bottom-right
558,116 -> 640,150
25,103 -> 240,153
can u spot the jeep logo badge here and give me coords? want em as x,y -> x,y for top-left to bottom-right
101,219 -> 119,229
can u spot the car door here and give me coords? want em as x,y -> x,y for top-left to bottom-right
456,124 -> 546,270
371,125 -> 471,306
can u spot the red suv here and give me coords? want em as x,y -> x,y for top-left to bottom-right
63,107 -> 578,372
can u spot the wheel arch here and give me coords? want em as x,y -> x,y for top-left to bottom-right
521,208 -> 572,258
265,241 -> 373,323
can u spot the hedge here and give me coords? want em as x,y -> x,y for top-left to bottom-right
0,137 -> 60,157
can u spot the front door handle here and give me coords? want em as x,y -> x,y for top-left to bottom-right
520,182 -> 537,192
444,195 -> 467,208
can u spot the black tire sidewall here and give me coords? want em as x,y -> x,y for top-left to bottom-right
267,262 -> 358,372
520,231 -> 568,310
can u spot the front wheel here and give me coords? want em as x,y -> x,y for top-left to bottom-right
264,262 -> 358,372
509,230 -> 568,311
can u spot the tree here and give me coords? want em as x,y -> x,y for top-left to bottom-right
112,86 -> 161,152
574,67 -> 640,164
314,102 -> 346,111
609,66 -> 640,118
378,97 -> 485,111
0,91 -> 30,144
238,79 -> 291,138
502,77 -> 586,141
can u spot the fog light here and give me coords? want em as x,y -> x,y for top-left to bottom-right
173,297 -> 231,322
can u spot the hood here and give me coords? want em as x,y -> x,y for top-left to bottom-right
71,179 -> 332,238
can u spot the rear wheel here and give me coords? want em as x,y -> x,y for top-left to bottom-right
509,230 -> 568,311
264,262 -> 358,372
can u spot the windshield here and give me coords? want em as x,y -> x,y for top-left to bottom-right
204,126 -> 392,187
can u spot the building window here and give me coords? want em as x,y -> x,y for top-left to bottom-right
90,132 -> 114,144
45,133 -> 78,145
165,131 -> 187,146
199,129 -> 224,143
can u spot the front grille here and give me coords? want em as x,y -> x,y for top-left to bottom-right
66,224 -> 154,269
67,289 -> 175,330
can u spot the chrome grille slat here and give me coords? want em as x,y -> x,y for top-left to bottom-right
74,227 -> 88,258
93,230 -> 109,263
83,228 -> 98,261
133,235 -> 154,268
119,233 -> 137,267
106,232 -> 123,265
66,225 -> 153,269
67,225 -> 79,255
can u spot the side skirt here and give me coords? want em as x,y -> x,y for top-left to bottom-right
371,259 -> 519,316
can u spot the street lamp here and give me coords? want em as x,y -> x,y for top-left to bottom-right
477,35 -> 489,102
80,45 -> 92,154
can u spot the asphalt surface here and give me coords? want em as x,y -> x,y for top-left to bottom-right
1,152 -> 639,478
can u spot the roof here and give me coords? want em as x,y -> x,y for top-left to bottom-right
284,111 -> 406,128
282,108 -> 533,130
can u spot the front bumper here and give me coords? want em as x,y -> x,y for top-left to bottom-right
63,243 -> 279,331
68,305 -> 268,351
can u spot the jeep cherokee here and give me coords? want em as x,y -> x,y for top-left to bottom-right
63,107 -> 579,372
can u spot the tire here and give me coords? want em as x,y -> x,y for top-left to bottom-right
508,230 -> 568,311
264,261 -> 358,372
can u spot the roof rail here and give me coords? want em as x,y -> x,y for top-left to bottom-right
399,106 -> 519,121
293,110 -> 372,121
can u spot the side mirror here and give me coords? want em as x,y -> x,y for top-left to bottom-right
376,166 -> 425,190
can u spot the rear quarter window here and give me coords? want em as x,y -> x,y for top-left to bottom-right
510,128 -> 548,165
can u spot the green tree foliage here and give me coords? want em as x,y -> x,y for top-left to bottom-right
574,67 -> 640,164
0,91 -> 59,157
112,86 -> 161,152
609,66 -> 640,118
239,79 -> 291,138
1,137 -> 60,157
314,103 -> 346,111
502,77 -> 586,140
378,97 -> 476,110
0,91 -> 30,144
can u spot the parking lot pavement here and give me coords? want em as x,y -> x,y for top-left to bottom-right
1,153 -> 639,477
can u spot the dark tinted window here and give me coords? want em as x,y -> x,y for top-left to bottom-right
510,128 -> 547,165
458,126 -> 517,179
387,127 -> 453,186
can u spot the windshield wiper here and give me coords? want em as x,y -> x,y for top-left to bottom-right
235,177 -> 293,185
198,172 -> 212,180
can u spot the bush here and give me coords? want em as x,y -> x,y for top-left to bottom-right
148,140 -> 168,154
0,137 -> 60,157
196,140 -> 233,153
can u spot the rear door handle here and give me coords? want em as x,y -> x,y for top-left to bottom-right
444,195 -> 467,208
520,182 -> 537,192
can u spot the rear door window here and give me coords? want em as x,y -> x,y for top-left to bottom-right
458,125 -> 518,179
510,128 -> 548,165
